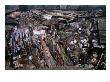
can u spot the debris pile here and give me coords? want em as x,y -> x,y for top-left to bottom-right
5,8 -> 106,70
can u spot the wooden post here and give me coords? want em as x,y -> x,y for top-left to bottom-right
40,35 -> 56,68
